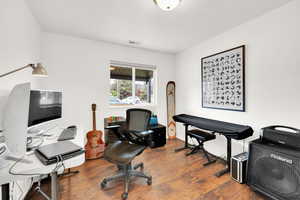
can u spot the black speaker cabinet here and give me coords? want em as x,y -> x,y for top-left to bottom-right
248,139 -> 300,200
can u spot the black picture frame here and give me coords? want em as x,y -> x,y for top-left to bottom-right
201,45 -> 245,112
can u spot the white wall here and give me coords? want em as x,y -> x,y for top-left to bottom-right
37,32 -> 175,133
175,0 -> 300,158
0,0 -> 41,131
0,0 -> 41,198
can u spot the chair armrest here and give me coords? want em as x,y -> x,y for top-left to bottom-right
105,125 -> 121,130
123,129 -> 154,146
133,130 -> 154,137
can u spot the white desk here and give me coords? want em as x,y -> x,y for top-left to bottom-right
0,126 -> 86,200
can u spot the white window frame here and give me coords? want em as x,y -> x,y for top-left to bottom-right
109,61 -> 157,108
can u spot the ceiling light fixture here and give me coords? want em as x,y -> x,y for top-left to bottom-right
153,0 -> 181,11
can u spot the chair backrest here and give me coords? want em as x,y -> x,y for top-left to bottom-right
126,109 -> 152,132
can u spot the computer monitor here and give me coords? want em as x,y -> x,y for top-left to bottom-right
3,86 -> 62,157
28,90 -> 62,128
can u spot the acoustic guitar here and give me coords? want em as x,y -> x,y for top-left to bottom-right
85,104 -> 105,160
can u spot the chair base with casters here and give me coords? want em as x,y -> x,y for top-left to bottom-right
101,140 -> 152,200
186,129 -> 217,166
101,162 -> 152,199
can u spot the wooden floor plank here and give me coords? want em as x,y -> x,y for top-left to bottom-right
25,139 -> 267,200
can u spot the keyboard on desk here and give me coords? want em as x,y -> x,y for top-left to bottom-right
57,126 -> 77,141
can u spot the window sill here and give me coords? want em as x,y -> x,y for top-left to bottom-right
109,104 -> 157,109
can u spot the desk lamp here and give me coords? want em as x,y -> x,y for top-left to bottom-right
0,63 -> 48,78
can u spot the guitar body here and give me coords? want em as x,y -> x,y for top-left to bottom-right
85,104 -> 105,160
85,130 -> 104,159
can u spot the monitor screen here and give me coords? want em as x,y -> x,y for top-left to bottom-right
28,90 -> 62,127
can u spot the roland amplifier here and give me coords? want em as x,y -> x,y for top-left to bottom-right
262,126 -> 300,148
248,139 -> 300,200
231,152 -> 248,183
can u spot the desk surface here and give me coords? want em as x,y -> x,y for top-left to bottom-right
0,126 -> 85,185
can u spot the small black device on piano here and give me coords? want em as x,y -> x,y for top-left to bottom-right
173,114 -> 253,177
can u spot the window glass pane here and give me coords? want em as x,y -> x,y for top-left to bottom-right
135,69 -> 154,104
110,66 -> 132,104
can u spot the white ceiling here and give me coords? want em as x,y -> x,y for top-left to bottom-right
26,0 -> 292,53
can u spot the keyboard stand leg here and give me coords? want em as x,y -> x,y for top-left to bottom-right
203,160 -> 217,166
175,124 -> 192,152
215,167 -> 230,177
174,146 -> 189,152
185,146 -> 200,156
215,136 -> 232,177
202,148 -> 217,166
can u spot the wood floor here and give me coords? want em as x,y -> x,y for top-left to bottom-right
26,139 -> 267,200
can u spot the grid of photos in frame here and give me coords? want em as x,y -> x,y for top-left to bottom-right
202,46 -> 245,111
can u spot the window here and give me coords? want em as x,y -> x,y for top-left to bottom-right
110,65 -> 155,106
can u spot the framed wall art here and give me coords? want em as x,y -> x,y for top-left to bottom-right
201,45 -> 245,112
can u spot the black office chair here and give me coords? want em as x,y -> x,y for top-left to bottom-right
101,109 -> 153,200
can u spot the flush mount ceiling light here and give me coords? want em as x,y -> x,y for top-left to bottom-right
153,0 -> 181,11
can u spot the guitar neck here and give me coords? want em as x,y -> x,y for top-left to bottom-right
93,111 -> 96,130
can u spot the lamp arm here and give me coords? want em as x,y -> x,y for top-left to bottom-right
0,64 -> 34,78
